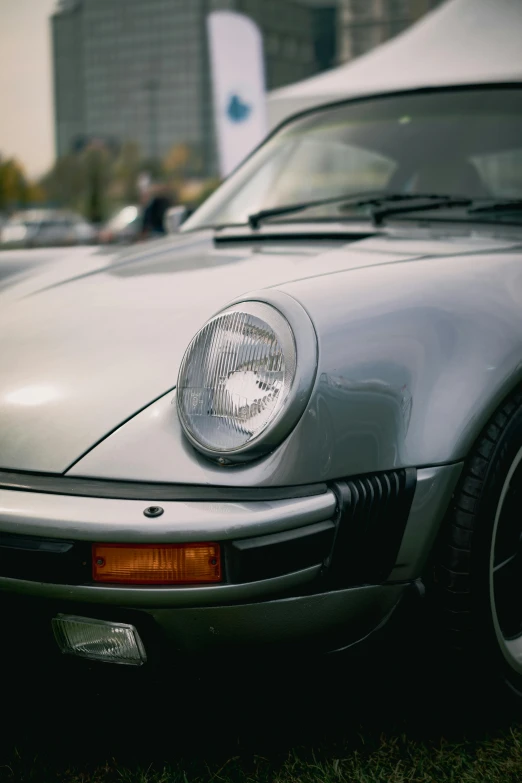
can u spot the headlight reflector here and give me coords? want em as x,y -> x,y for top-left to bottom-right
177,302 -> 297,456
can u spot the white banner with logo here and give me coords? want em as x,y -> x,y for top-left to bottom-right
207,11 -> 268,178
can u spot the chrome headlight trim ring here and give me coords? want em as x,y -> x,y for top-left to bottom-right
177,291 -> 318,463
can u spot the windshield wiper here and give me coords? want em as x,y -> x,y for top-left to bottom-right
371,196 -> 472,226
247,192 -> 471,229
468,199 -> 522,215
248,191 -> 385,228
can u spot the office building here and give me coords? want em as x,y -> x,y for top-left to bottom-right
51,0 -> 336,173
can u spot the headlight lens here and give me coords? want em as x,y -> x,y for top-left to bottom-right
177,302 -> 298,456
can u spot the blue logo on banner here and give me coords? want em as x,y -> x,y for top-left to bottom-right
226,94 -> 252,123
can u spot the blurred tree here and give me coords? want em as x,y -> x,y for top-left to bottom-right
81,143 -> 112,223
112,141 -> 142,204
40,142 -> 114,222
162,143 -> 210,207
0,157 -> 31,211
178,177 -> 221,211
34,139 -> 218,222
191,177 -> 221,207
26,182 -> 47,204
40,154 -> 85,212
139,157 -> 164,182
163,142 -> 204,180
163,143 -> 191,175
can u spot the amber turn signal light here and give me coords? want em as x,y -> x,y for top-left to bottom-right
92,543 -> 222,584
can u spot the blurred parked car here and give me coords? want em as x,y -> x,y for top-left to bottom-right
98,205 -> 142,244
99,202 -> 188,244
0,209 -> 96,249
163,205 -> 187,234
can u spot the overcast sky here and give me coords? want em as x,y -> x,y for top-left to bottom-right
0,0 -> 56,178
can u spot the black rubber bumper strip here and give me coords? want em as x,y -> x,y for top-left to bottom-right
0,470 -> 328,502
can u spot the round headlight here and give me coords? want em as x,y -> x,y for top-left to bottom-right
177,299 -> 316,461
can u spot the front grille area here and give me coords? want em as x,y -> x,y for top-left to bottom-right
330,468 -> 417,586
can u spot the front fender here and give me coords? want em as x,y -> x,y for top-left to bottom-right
70,250 -> 522,486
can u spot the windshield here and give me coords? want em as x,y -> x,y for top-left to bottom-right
184,86 -> 522,230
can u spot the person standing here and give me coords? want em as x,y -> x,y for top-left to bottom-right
140,183 -> 173,239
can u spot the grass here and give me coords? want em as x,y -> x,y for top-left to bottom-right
1,638 -> 522,783
5,733 -> 522,783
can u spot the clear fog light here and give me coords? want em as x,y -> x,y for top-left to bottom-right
52,615 -> 147,666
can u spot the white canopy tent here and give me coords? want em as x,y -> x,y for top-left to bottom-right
268,0 -> 522,129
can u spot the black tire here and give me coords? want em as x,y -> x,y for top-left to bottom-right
434,390 -> 522,701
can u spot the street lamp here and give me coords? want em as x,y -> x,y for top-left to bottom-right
144,78 -> 160,161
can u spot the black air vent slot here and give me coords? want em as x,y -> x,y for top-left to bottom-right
330,468 -> 416,585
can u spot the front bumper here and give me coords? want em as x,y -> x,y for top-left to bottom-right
0,464 -> 462,661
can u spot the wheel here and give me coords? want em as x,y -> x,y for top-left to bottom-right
434,390 -> 522,701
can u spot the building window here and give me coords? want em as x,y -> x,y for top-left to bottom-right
283,37 -> 298,59
351,0 -> 372,18
266,33 -> 280,55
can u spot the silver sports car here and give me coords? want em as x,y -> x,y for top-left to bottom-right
2,83 -> 522,698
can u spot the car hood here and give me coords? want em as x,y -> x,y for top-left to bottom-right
0,227 -> 519,473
